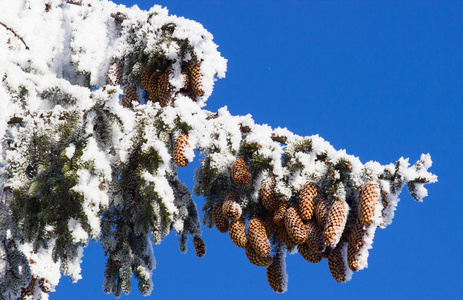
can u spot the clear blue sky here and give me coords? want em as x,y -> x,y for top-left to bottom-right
55,1 -> 462,299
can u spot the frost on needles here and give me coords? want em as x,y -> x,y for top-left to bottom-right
0,0 -> 437,299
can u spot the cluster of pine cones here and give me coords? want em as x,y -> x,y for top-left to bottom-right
210,157 -> 387,292
107,60 -> 204,108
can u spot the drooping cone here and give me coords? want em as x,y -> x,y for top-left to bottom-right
298,182 -> 317,221
347,222 -> 367,271
186,62 -> 204,97
212,202 -> 229,233
298,243 -> 322,264
245,244 -> 273,267
174,133 -> 189,167
193,236 -> 206,258
148,70 -> 161,102
266,252 -> 287,293
262,210 -> 276,238
305,219 -> 325,253
261,178 -> 279,211
229,218 -> 247,249
247,218 -> 271,257
108,62 -> 123,86
275,226 -> 297,249
359,182 -> 380,226
155,67 -> 174,107
141,67 -> 153,91
273,201 -> 289,227
315,197 -> 331,228
231,157 -> 251,186
323,200 -> 349,248
222,191 -> 242,221
284,207 -> 307,244
328,242 -> 352,283
121,85 -> 140,108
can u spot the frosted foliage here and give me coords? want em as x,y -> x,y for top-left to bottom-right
0,0 -> 437,298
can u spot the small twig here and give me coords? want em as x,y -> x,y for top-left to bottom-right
66,0 -> 82,5
0,21 -> 29,50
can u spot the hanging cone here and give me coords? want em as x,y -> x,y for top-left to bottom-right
315,197 -> 331,228
231,157 -> 251,186
229,218 -> 247,249
174,133 -> 189,167
148,70 -> 161,102
284,207 -> 307,244
328,242 -> 352,283
266,252 -> 287,293
185,62 -> 204,97
193,236 -> 206,258
212,202 -> 229,233
275,226 -> 297,249
323,200 -> 349,248
247,218 -> 271,257
261,178 -> 279,211
121,85 -> 140,108
273,201 -> 289,227
245,244 -> 273,267
262,210 -> 276,238
298,182 -> 317,221
305,219 -> 325,253
108,62 -> 123,86
298,243 -> 322,264
141,66 -> 152,91
359,182 -> 380,226
347,221 -> 367,271
155,66 -> 174,107
222,191 -> 242,221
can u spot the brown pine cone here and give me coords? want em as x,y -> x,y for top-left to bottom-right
108,62 -> 123,86
245,244 -> 273,267
328,242 -> 351,283
298,182 -> 317,221
298,243 -> 322,264
275,226 -> 297,249
155,66 -> 174,107
185,62 -> 204,97
247,218 -> 271,257
121,85 -> 139,108
193,236 -> 206,258
315,197 -> 331,228
284,207 -> 307,244
174,133 -> 189,167
148,70 -> 161,102
212,202 -> 229,233
229,218 -> 247,249
266,253 -> 287,293
273,201 -> 289,227
347,221 -> 368,272
261,210 -> 276,238
141,66 -> 152,91
261,178 -> 279,211
323,200 -> 349,248
222,191 -> 242,221
305,219 -> 325,253
359,182 -> 380,226
231,157 -> 251,186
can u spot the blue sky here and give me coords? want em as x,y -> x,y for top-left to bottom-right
55,1 -> 462,299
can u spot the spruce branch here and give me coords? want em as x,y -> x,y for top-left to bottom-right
0,21 -> 29,50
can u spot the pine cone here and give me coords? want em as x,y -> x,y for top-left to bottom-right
141,66 -> 152,91
222,191 -> 242,221
273,201 -> 289,227
323,200 -> 349,248
193,236 -> 206,258
328,242 -> 351,283
186,62 -> 204,97
275,226 -> 297,249
261,178 -> 279,211
262,210 -> 276,238
121,85 -> 140,108
315,197 -> 331,228
284,207 -> 307,244
231,157 -> 251,186
245,244 -> 273,267
108,62 -> 123,86
212,202 -> 229,233
347,222 -> 367,271
305,219 -> 325,253
148,70 -> 161,102
359,182 -> 380,226
229,218 -> 247,249
266,253 -> 287,293
298,182 -> 317,221
155,67 -> 174,107
174,133 -> 189,167
247,218 -> 271,257
298,243 -> 322,264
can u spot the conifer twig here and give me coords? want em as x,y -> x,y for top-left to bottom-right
0,21 -> 29,50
